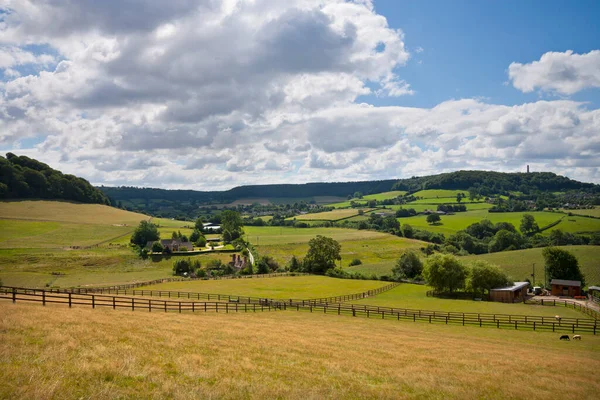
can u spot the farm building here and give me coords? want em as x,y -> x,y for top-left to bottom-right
489,282 -> 529,303
551,279 -> 581,297
589,286 -> 600,296
146,239 -> 193,252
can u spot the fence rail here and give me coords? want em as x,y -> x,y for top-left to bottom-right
1,286 -> 596,335
526,298 -> 600,320
28,282 -> 400,307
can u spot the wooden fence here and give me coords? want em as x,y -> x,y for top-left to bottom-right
31,282 -> 400,307
0,287 -> 280,314
1,286 -> 596,334
526,298 -> 600,320
69,272 -> 309,293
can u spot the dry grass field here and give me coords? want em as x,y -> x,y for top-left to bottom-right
0,200 -> 149,225
1,302 -> 599,400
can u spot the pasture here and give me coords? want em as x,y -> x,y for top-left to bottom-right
561,208 -> 600,218
245,226 -> 425,268
0,247 -> 237,288
289,208 -> 373,221
463,245 -> 600,286
411,189 -> 467,199
326,191 -> 406,208
1,302 -> 599,399
140,275 -> 386,299
0,200 -> 148,225
396,210 -> 566,236
350,284 -> 586,318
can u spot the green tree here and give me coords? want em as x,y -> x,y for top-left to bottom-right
194,217 -> 204,231
456,193 -> 463,203
423,254 -> 468,293
130,221 -> 160,247
392,250 -> 423,279
402,224 -> 414,238
426,213 -> 441,224
542,247 -> 585,286
287,255 -> 301,272
303,235 -> 341,274
488,230 -> 524,253
353,191 -> 363,199
151,241 -> 164,253
221,210 -> 244,241
469,261 -> 512,296
520,214 -> 539,235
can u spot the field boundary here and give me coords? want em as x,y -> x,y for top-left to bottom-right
526,298 -> 600,320
40,282 -> 400,305
1,286 -> 596,334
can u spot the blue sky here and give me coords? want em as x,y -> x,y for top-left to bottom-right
362,0 -> 600,108
0,0 -> 599,189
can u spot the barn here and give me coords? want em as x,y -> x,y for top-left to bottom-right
489,282 -> 530,303
551,279 -> 581,297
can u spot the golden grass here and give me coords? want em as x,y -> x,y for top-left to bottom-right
1,302 -> 599,399
0,200 -> 149,225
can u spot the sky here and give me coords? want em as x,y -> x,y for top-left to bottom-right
0,0 -> 599,190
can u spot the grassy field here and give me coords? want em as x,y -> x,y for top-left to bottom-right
1,303 -> 599,399
560,208 -> 600,218
0,247 -> 238,288
350,284 -> 587,318
245,226 -> 425,269
387,203 -> 493,213
464,245 -> 600,286
412,189 -> 467,199
289,208 -> 373,221
326,191 -> 406,208
140,275 -> 386,299
396,210 -> 566,236
0,200 -> 148,225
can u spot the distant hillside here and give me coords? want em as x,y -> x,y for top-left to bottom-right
99,170 -> 598,218
0,153 -> 110,205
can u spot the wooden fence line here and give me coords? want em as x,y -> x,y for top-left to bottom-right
26,282 -> 400,307
1,286 -> 596,335
526,298 -> 600,320
66,272 -> 309,293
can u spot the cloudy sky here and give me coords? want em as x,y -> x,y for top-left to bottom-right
1,0 -> 600,190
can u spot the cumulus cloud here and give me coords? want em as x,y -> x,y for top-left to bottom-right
0,1 -> 599,189
508,50 -> 600,95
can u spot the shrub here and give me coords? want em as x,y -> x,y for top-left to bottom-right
151,241 -> 163,253
392,250 -> 423,279
348,258 -> 362,266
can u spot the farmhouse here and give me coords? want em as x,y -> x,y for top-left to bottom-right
551,279 -> 581,297
489,282 -> 529,303
146,239 -> 193,252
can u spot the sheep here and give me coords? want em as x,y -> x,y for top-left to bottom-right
555,315 -> 561,322
572,335 -> 582,340
559,335 -> 570,341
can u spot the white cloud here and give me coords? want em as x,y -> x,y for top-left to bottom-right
508,50 -> 600,95
0,1 -> 599,189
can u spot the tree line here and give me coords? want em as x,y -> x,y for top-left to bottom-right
0,153 -> 110,204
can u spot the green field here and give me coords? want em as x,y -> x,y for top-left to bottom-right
245,226 -> 425,269
387,203 -> 493,212
290,208 -> 373,221
395,210 -> 600,236
412,189 -> 467,199
326,191 -> 406,208
350,284 -> 588,318
464,245 -> 600,286
140,275 -> 386,299
560,208 -> 600,218
0,247 -> 238,288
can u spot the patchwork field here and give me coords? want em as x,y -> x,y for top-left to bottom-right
411,189 -> 467,199
395,210 -> 600,236
1,302 -> 599,400
245,226 -> 425,268
350,284 -> 586,318
326,190 -> 406,208
289,208 -> 373,221
140,275 -> 386,299
561,208 -> 600,218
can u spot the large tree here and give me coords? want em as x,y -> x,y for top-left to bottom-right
303,235 -> 341,274
426,213 -> 441,224
542,247 -> 585,286
221,210 -> 244,241
469,261 -> 512,296
392,250 -> 423,280
423,254 -> 468,293
520,214 -> 539,235
130,221 -> 160,247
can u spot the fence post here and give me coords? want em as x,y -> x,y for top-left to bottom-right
132,298 -> 134,311
179,302 -> 181,313
42,291 -> 46,306
92,295 -> 95,309
533,322 -> 536,331
68,293 -> 72,308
